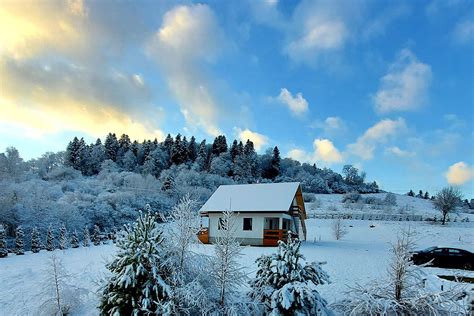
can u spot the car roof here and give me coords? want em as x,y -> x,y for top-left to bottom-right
424,247 -> 472,254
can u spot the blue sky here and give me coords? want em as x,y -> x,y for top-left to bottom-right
0,0 -> 473,195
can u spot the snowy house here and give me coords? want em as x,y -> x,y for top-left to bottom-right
198,182 -> 307,246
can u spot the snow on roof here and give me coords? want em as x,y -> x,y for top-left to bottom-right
199,182 -> 301,213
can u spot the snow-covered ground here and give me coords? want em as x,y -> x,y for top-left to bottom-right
0,219 -> 473,315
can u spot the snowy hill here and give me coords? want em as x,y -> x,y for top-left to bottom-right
306,192 -> 473,220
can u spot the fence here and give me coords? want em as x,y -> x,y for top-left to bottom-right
310,213 -> 425,221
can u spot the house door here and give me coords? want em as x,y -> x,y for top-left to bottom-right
264,217 -> 279,230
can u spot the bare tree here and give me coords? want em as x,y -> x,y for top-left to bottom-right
40,253 -> 80,315
433,187 -> 463,225
213,210 -> 246,313
332,218 -> 348,240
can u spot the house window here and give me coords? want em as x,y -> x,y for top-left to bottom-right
243,218 -> 252,231
218,218 -> 225,230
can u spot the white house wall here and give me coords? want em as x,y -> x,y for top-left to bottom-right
207,212 -> 297,246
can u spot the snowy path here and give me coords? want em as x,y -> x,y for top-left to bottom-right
0,219 -> 472,314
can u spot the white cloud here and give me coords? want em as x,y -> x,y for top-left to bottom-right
285,20 -> 347,63
287,138 -> 343,164
348,118 -> 407,160
373,49 -> 432,113
445,161 -> 474,185
235,128 -> 269,151
312,116 -> 347,136
453,20 -> 474,44
276,88 -> 309,116
148,4 -> 226,136
384,146 -> 414,157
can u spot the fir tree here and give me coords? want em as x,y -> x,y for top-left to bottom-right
170,134 -> 187,165
99,212 -> 173,315
0,225 -> 8,258
416,190 -> 424,198
46,225 -> 55,251
163,133 -> 174,156
249,235 -> 331,315
31,227 -> 42,253
195,140 -> 209,171
104,133 -> 119,162
92,225 -> 101,246
83,226 -> 90,247
423,191 -> 430,199
15,226 -> 25,255
59,224 -> 68,250
230,140 -> 239,162
187,136 -> 198,162
407,189 -> 415,197
211,135 -> 228,157
70,230 -> 79,248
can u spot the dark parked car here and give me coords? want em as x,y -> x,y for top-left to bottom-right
411,247 -> 473,270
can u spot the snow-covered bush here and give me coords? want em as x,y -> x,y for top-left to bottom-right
15,226 -> 25,255
341,192 -> 361,203
332,228 -> 467,315
384,192 -> 397,206
303,193 -> 316,202
364,196 -> 384,205
249,235 -> 331,315
332,218 -> 348,240
100,211 -> 173,315
31,227 -> 42,253
82,226 -> 90,247
0,224 -> 7,257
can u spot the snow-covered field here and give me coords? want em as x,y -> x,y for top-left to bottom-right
0,218 -> 473,315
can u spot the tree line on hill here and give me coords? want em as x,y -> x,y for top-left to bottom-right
0,132 -> 378,246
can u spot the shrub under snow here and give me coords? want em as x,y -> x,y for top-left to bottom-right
249,235 -> 331,315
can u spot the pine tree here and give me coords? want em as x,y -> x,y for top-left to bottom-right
46,225 -> 55,251
416,190 -> 424,198
407,189 -> 415,197
83,226 -> 90,247
266,146 -> 281,180
230,140 -> 239,162
99,212 -> 173,314
104,133 -> 119,162
171,134 -> 187,165
195,140 -> 209,171
212,135 -> 228,157
187,136 -> 198,162
0,225 -> 8,258
163,133 -> 174,157
249,235 -> 331,315
59,224 -> 68,250
31,227 -> 42,253
423,191 -> 430,199
70,230 -> 79,248
92,225 -> 101,246
15,226 -> 25,255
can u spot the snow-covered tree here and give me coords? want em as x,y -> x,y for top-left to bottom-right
384,192 -> 397,206
332,228 -> 467,314
100,211 -> 173,315
433,186 -> 463,225
31,227 -> 42,253
332,218 -> 348,240
46,225 -> 55,251
249,235 -> 331,315
15,226 -> 25,255
70,230 -> 79,248
92,225 -> 101,246
59,224 -> 68,250
0,224 -> 7,258
82,226 -> 90,247
104,133 -> 119,162
40,253 -> 81,315
212,210 -> 246,313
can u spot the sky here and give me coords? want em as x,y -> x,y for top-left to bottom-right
0,0 -> 473,195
